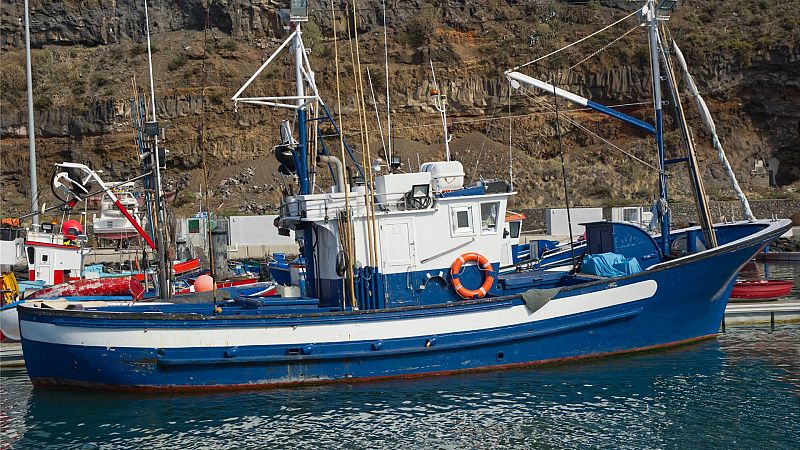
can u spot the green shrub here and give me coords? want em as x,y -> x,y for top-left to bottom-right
130,44 -> 147,56
33,95 -> 52,110
71,81 -> 86,97
302,21 -> 323,53
0,64 -> 26,100
130,43 -> 158,57
217,38 -> 238,52
168,54 -> 188,71
91,74 -> 111,87
407,12 -> 437,47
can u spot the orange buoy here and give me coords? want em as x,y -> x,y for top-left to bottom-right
195,274 -> 215,292
450,252 -> 495,299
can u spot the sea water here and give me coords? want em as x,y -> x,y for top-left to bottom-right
1,262 -> 798,449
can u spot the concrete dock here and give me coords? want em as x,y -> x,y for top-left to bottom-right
0,342 -> 24,369
722,301 -> 800,328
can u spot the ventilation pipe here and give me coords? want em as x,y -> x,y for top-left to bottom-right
318,155 -> 346,193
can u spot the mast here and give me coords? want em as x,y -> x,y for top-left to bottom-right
647,0 -> 670,256
292,9 -> 316,297
144,0 -> 170,299
23,0 -> 39,228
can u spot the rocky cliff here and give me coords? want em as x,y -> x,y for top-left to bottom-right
1,0 -> 798,218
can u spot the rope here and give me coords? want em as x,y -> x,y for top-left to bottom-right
508,83 -> 514,190
511,8 -> 640,71
366,68 -> 388,159
567,25 -> 640,71
518,87 -> 663,173
470,96 -> 503,180
552,79 -> 578,270
672,40 -> 755,221
199,1 -> 217,301
349,0 -> 379,267
329,0 -> 356,307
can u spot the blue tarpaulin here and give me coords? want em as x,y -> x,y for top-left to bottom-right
581,252 -> 642,277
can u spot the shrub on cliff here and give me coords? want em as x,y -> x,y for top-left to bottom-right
407,11 -> 437,47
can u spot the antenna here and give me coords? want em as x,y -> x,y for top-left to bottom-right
429,60 -> 451,161
382,0 -> 392,163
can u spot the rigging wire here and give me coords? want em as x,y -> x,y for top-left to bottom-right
312,0 -> 609,13
199,0 -> 217,301
392,101 -> 651,131
470,99 -> 503,180
567,25 -> 640,71
366,68 -> 388,160
511,8 -> 640,71
552,79 -> 577,270
517,87 -> 662,173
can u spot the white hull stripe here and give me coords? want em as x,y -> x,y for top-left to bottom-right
21,281 -> 657,348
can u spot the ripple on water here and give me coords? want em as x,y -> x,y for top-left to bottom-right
2,294 -> 799,449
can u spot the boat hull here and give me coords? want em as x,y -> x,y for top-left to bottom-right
730,280 -> 793,300
17,221 -> 790,390
27,277 -> 145,301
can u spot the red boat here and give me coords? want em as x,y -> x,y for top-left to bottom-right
730,280 -> 793,301
27,276 -> 145,301
173,258 -> 201,275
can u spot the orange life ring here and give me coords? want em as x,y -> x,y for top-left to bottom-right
450,252 -> 495,299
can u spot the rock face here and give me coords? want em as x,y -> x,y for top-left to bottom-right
1,1 -> 799,216
0,0 -> 281,48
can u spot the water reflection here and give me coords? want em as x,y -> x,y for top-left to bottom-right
3,330 -> 799,449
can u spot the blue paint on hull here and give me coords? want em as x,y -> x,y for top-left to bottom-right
18,221 -> 789,390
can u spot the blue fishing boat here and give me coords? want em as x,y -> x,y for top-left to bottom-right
17,1 -> 791,390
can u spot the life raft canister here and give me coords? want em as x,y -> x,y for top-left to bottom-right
450,252 -> 495,299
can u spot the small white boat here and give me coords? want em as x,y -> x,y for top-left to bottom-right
92,190 -> 144,241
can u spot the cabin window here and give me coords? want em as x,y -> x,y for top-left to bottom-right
188,219 -> 200,233
41,254 -> 48,262
480,202 -> 499,234
509,221 -> 521,239
450,206 -> 474,235
27,247 -> 35,265
623,208 -> 639,223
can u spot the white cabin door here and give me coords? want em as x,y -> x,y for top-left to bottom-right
380,220 -> 415,270
380,219 -> 417,306
37,251 -> 52,284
